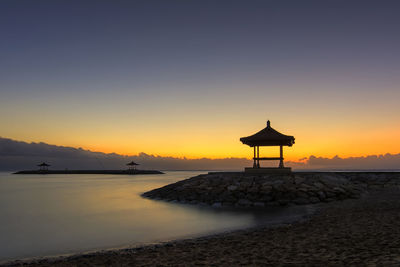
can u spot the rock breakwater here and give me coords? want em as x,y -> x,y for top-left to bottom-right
142,172 -> 400,207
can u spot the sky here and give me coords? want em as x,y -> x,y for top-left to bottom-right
1,0 -> 399,161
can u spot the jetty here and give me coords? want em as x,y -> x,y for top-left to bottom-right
14,161 -> 163,175
14,170 -> 163,175
143,171 -> 400,207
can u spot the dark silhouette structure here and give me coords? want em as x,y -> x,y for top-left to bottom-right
15,160 -> 163,175
15,169 -> 163,175
127,161 -> 139,171
37,162 -> 50,171
240,120 -> 295,173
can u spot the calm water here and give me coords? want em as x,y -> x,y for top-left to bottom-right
0,171 -> 313,262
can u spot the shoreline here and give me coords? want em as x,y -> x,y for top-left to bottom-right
0,200 -> 318,266
3,187 -> 400,266
1,202 -> 319,266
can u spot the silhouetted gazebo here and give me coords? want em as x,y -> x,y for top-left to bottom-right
240,120 -> 295,173
37,162 -> 50,171
127,161 -> 139,170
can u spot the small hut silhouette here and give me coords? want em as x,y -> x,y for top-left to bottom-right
240,120 -> 295,173
37,162 -> 50,171
127,161 -> 139,171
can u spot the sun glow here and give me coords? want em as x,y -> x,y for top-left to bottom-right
13,119 -> 397,162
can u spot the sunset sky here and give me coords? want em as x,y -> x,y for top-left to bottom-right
1,1 -> 399,161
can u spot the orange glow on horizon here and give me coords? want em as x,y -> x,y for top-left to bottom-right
38,122 -> 400,162
2,113 -> 399,162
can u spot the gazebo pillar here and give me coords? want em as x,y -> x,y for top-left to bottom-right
279,145 -> 284,168
253,146 -> 257,168
257,146 -> 260,168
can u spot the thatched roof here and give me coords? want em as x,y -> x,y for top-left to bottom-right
127,161 -> 139,166
240,121 -> 295,147
37,162 -> 50,167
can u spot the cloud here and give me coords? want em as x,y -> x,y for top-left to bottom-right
295,154 -> 400,170
1,137 -> 399,171
0,137 -> 251,171
285,154 -> 400,170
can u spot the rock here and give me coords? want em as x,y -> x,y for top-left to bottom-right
325,191 -> 336,198
313,182 -> 325,190
278,199 -> 290,206
237,199 -> 252,207
309,197 -> 320,203
317,191 -> 326,200
296,191 -> 309,199
259,194 -> 273,202
271,180 -> 284,186
293,198 -> 310,205
260,184 -> 273,193
306,190 -> 318,197
234,191 -> 246,199
246,193 -> 259,202
300,183 -> 314,189
240,176 -> 254,184
227,185 -> 238,191
142,172 -> 372,208
333,187 -> 346,194
220,191 -> 237,203
253,202 -> 265,207
321,175 -> 348,186
294,175 -> 305,184
247,185 -> 259,193
369,185 -> 383,189
239,182 -> 252,190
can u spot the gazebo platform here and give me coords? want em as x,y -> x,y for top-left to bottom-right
244,167 -> 292,174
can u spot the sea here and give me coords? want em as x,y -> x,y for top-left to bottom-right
0,171 -> 313,262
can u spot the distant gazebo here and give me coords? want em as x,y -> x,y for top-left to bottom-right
37,162 -> 50,171
127,161 -> 139,171
240,120 -> 295,173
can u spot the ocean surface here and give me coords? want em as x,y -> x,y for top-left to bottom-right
0,171 -> 313,262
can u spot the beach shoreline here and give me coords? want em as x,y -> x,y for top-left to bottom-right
1,202 -> 317,266
4,185 -> 400,266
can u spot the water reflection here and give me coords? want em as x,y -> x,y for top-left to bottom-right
0,171 -> 312,261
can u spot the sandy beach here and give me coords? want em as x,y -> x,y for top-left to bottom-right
3,186 -> 400,266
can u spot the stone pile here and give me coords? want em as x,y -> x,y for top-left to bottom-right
142,172 -> 400,207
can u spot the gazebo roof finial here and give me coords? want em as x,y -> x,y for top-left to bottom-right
240,121 -> 294,147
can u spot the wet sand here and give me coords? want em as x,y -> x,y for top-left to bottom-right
4,188 -> 400,266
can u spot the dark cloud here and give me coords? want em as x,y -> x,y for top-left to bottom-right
303,154 -> 400,170
0,137 -> 250,171
1,137 -> 399,171
287,154 -> 400,171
